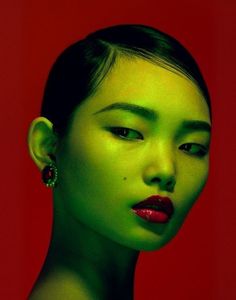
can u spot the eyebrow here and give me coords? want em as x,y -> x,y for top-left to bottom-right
94,102 -> 211,133
181,120 -> 211,133
93,102 -> 158,121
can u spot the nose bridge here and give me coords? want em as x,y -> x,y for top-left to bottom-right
143,140 -> 176,191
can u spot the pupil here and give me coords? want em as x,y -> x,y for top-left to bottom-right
186,144 -> 191,150
122,128 -> 129,136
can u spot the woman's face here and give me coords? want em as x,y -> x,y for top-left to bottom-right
55,57 -> 211,251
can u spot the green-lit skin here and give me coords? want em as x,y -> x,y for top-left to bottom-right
55,58 -> 210,251
28,57 -> 211,299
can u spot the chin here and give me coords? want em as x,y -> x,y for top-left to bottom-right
126,222 -> 184,252
139,238 -> 174,252
121,232 -> 177,252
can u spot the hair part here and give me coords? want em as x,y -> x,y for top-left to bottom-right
41,24 -> 211,137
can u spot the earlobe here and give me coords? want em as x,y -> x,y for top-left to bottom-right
28,117 -> 58,170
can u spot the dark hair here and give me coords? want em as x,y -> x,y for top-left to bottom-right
41,24 -> 211,136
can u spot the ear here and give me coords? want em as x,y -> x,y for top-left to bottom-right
28,117 -> 58,170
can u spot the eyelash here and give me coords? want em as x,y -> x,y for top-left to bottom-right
108,127 -> 144,140
108,127 -> 208,157
179,143 -> 208,157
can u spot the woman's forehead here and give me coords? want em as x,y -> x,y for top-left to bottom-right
84,57 -> 210,122
95,58 -> 199,98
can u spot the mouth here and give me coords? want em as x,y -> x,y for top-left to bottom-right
132,195 -> 174,223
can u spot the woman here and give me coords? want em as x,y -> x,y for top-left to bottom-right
28,24 -> 211,299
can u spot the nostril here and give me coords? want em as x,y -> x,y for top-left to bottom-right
146,173 -> 176,191
166,178 -> 176,191
151,177 -> 161,183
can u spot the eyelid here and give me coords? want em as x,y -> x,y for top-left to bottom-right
106,126 -> 144,140
179,143 -> 209,157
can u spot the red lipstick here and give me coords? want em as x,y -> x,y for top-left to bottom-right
132,195 -> 174,223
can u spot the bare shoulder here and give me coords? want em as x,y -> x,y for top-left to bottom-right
29,271 -> 97,300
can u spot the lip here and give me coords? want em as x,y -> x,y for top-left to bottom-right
132,195 -> 174,223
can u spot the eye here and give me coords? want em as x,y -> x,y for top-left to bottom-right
108,127 -> 144,140
179,143 -> 208,157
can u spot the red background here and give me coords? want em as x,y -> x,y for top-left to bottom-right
0,0 -> 235,299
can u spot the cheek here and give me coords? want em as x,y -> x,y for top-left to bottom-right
56,136 -> 129,218
55,142 -> 139,247
177,157 -> 209,213
163,159 -> 209,244
58,144 -> 110,201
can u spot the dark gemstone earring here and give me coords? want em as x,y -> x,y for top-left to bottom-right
42,163 -> 58,188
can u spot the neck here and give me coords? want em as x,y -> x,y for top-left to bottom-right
34,208 -> 139,300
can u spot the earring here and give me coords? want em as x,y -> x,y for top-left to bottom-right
42,163 -> 58,188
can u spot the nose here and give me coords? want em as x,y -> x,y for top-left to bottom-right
142,144 -> 176,192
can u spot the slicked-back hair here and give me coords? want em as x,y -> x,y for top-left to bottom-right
41,24 -> 211,136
